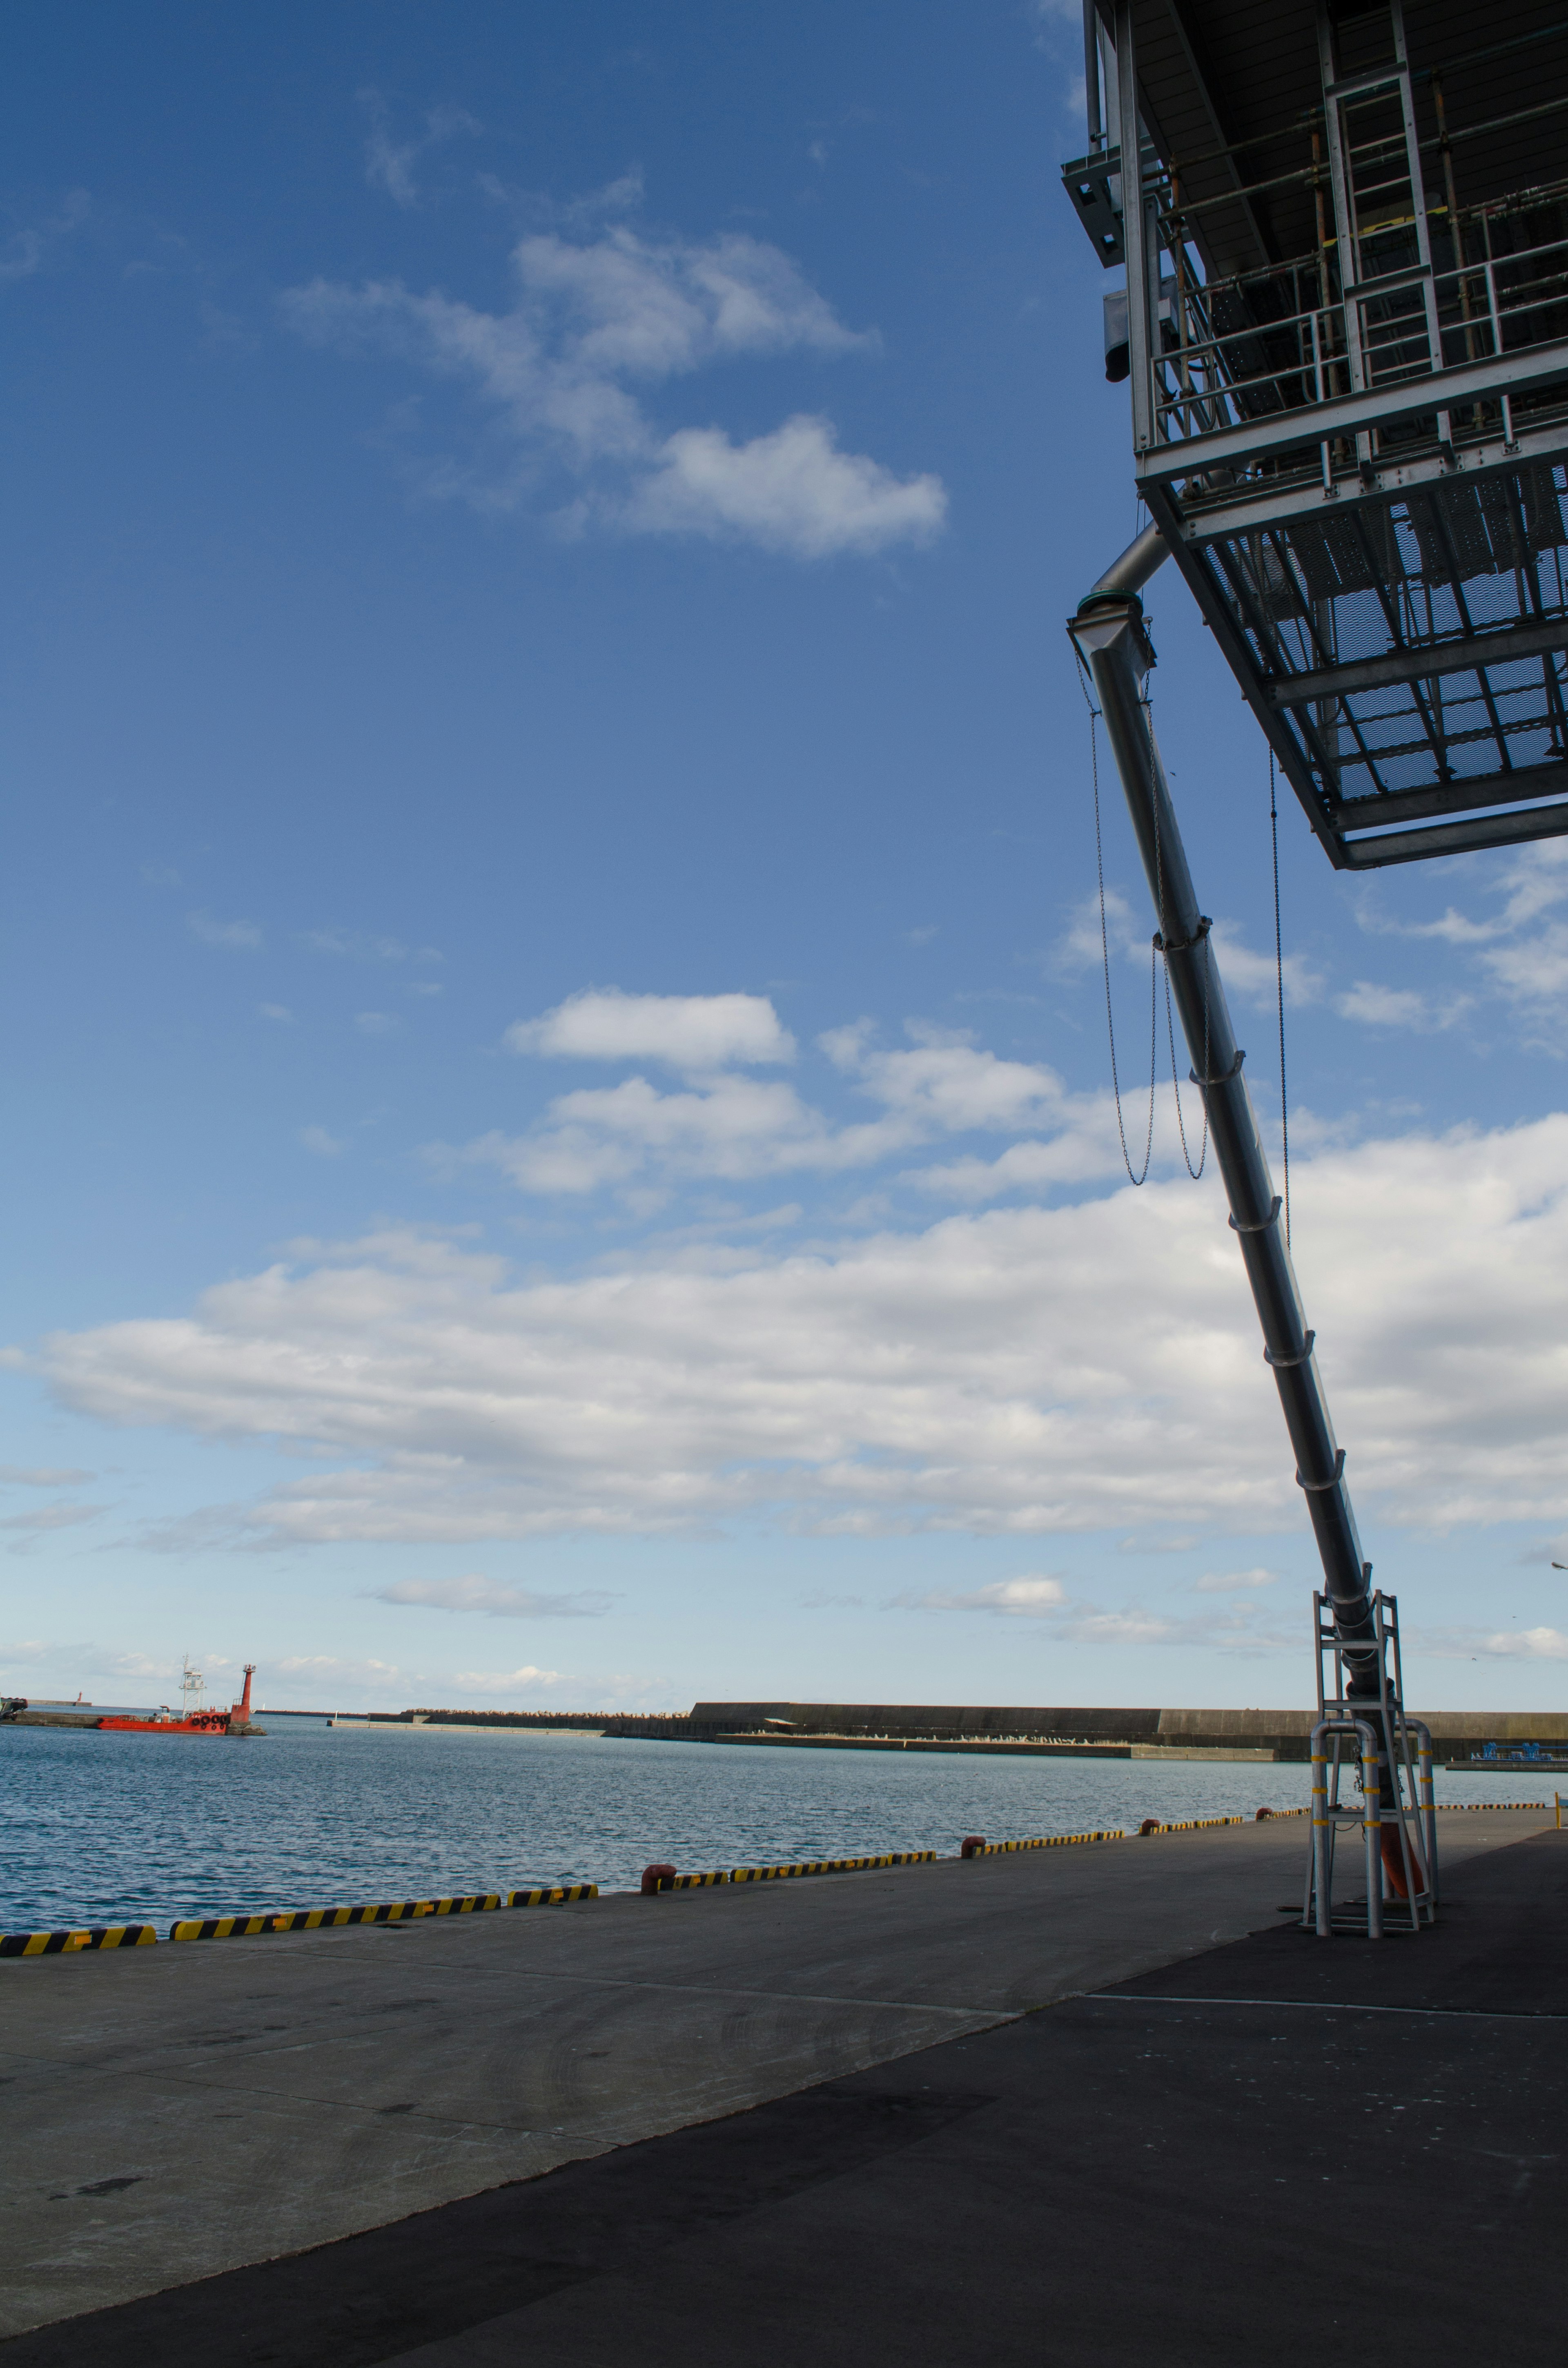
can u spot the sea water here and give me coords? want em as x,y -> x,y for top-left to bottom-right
0,1715 -> 1544,1931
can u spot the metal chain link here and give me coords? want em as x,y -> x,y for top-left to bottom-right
1270,749 -> 1292,1249
1077,653 -> 1156,1186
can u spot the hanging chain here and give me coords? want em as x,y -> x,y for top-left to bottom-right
1270,749 -> 1292,1249
1078,652 -> 1156,1186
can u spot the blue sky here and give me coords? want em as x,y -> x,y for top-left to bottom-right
4,1 -> 1567,1716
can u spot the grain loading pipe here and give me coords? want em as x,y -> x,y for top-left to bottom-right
1068,537 -> 1383,1702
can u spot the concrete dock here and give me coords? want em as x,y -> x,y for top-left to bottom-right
2,1806 -> 1562,2361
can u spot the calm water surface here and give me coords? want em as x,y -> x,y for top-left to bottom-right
0,1716 -> 1542,1930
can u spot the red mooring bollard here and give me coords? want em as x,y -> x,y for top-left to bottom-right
1139,1818 -> 1161,1836
1256,1806 -> 1275,1821
641,1862 -> 677,1894
960,1835 -> 987,1859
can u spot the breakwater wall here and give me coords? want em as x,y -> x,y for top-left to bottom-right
187,1701 -> 1568,1766
687,1703 -> 1568,1765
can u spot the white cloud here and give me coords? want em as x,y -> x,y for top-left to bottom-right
281,219 -> 944,557
260,1003 -> 294,1023
508,988 -> 793,1070
1051,903 -> 1320,1011
464,1007 -> 1103,1201
376,1574 -> 615,1617
361,94 -> 481,210
188,912 -> 262,951
1335,980 -> 1469,1031
1208,923 -> 1323,1009
1356,844 -> 1568,1032
37,1113 -> 1568,1549
355,1010 -> 399,1036
1478,1624 -> 1568,1659
300,1126 -> 346,1158
893,1574 -> 1069,1615
624,415 -> 945,557
0,1466 -> 93,1486
1192,1567 -> 1278,1593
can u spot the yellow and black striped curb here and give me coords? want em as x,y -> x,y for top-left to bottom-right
652,1851 -> 938,1891
727,1851 -> 936,1884
976,1829 -> 1124,1853
1,1924 -> 158,1956
1436,1799 -> 1550,1811
169,1885 -> 596,1942
1142,1814 -> 1249,1835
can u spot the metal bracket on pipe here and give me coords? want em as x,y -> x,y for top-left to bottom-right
1229,1195 -> 1281,1235
1152,915 -> 1212,954
1191,1049 -> 1245,1085
1265,1331 -> 1316,1369
1298,1449 -> 1347,1492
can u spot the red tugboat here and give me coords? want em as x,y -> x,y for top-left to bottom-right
98,1662 -> 264,1738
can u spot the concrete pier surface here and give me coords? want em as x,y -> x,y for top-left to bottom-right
2,1807 -> 1560,2358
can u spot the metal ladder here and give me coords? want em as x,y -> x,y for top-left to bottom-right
1316,0 -> 1448,456
1304,1588 -> 1439,1937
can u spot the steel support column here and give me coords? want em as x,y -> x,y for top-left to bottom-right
1069,546 -> 1381,1690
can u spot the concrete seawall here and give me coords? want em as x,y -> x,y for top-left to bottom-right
689,1701 -> 1568,1763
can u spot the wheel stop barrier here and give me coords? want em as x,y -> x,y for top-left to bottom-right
0,1924 -> 157,1957
169,1885 -> 596,1942
642,1851 -> 935,1893
968,1829 -> 1124,1853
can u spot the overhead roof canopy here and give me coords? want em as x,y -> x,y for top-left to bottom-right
1102,0 -> 1568,282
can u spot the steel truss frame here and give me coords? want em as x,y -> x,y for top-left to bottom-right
1104,0 -> 1568,868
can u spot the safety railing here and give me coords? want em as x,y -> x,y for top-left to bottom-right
1145,201 -> 1568,457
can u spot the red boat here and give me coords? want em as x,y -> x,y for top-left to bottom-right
98,1664 -> 263,1738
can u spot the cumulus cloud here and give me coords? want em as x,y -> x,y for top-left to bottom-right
376,1574 -> 615,1617
188,912 -> 262,950
508,988 -> 794,1070
1053,903 -> 1320,1012
1192,1567 -> 1278,1592
624,415 -> 944,557
1335,981 -> 1469,1031
459,1001 -> 1111,1200
32,1114 -> 1568,1550
1478,1624 -> 1568,1659
1355,843 -> 1568,1034
281,219 -> 944,555
1208,924 -> 1323,1010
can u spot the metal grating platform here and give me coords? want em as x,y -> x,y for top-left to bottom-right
1071,0 -> 1568,866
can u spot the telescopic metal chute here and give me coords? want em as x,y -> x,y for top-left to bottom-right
1068,544 -> 1382,1698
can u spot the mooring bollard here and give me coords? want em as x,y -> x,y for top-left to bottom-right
960,1835 -> 987,1859
1256,1806 -> 1275,1820
641,1862 -> 676,1895
1138,1818 -> 1161,1836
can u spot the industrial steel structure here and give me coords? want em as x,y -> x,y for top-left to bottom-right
1064,0 -> 1568,1919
